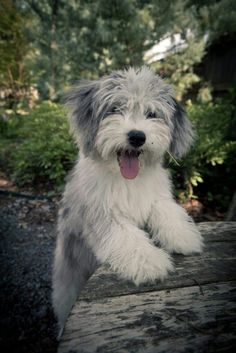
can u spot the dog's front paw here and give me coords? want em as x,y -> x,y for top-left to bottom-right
164,226 -> 203,255
125,247 -> 173,285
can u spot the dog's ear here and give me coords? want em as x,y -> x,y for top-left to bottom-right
65,80 -> 100,153
65,80 -> 99,131
169,99 -> 194,158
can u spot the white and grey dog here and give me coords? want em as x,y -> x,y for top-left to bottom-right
52,67 -> 203,334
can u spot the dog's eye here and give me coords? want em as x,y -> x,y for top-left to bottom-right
105,106 -> 120,117
111,106 -> 120,114
146,111 -> 157,119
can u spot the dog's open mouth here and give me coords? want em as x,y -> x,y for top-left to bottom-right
117,150 -> 142,180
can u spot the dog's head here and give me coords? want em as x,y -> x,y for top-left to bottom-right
66,67 -> 193,179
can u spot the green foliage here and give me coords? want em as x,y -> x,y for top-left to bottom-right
150,0 -> 236,99
0,0 -> 30,92
153,37 -> 205,100
22,0 -> 159,99
0,96 -> 235,210
0,110 -> 21,138
9,102 -> 77,189
3,0 -> 233,101
0,0 -> 235,212
149,0 -> 207,99
187,98 -> 235,169
195,0 -> 236,42
171,93 -> 236,210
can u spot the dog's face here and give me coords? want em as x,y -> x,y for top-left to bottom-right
66,67 -> 193,179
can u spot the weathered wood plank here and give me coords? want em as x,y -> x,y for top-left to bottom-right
59,281 -> 236,353
79,222 -> 236,301
197,222 -> 236,241
58,222 -> 236,353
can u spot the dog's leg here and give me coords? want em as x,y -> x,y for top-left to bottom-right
148,198 -> 203,254
85,220 -> 173,285
52,231 -> 98,337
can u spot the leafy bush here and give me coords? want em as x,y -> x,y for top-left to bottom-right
1,96 -> 235,213
0,108 -> 24,172
0,109 -> 22,138
9,101 -> 77,189
171,94 -> 236,211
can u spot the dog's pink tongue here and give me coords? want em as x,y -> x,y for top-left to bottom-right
119,151 -> 140,179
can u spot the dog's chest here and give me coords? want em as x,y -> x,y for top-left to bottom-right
104,176 -> 157,226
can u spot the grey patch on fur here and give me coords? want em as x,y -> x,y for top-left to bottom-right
65,78 -> 127,155
61,207 -> 70,219
169,99 -> 194,157
52,228 -> 98,329
65,80 -> 101,155
63,231 -> 98,282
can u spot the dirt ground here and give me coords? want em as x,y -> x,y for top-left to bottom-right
0,194 -> 58,353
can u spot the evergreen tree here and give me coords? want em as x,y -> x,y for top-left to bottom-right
150,0 -> 236,99
3,0 -> 236,99
0,0 -> 30,103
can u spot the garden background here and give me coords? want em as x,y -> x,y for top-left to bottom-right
0,0 -> 236,220
0,1 -> 236,352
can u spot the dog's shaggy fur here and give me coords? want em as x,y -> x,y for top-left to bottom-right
52,67 -> 203,334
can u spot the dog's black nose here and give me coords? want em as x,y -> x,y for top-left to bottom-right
128,130 -> 146,148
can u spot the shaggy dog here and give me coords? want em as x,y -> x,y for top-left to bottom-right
52,67 -> 203,335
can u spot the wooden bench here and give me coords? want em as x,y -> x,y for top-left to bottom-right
58,222 -> 236,353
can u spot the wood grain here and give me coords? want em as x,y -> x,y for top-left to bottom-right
58,222 -> 236,353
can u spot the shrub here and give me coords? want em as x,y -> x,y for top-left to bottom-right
10,101 -> 77,189
171,94 -> 236,211
0,108 -> 24,172
1,96 -> 235,212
